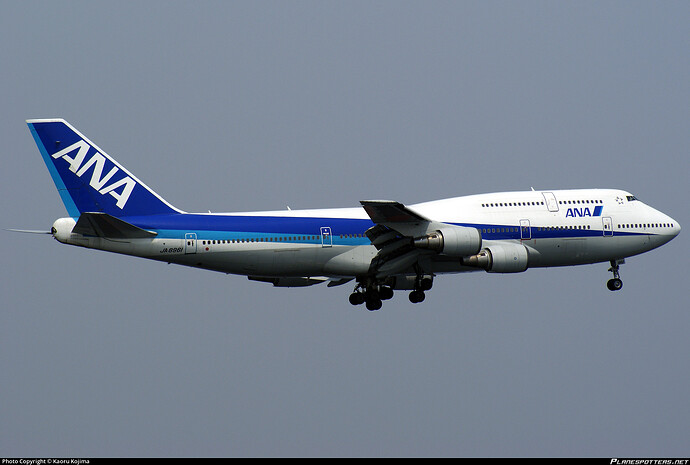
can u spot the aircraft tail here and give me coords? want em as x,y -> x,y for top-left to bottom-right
27,119 -> 180,218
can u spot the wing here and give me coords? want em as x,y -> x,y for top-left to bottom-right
360,200 -> 429,224
359,200 -> 435,278
359,200 -> 483,279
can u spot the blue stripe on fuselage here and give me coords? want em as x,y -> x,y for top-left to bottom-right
124,213 -> 374,235
120,213 -> 653,243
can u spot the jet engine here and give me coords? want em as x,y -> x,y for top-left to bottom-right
462,243 -> 529,273
413,226 -> 482,257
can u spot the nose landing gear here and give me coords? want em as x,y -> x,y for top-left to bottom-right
607,259 -> 624,291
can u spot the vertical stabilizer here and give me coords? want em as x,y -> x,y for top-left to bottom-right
27,119 -> 181,218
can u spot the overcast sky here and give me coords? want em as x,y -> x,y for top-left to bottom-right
1,1 -> 688,457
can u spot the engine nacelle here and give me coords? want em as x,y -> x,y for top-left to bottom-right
413,226 -> 482,257
462,243 -> 529,273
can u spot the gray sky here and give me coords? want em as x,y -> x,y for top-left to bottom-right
1,1 -> 688,457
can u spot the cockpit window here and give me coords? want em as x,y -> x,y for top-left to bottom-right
626,195 -> 638,201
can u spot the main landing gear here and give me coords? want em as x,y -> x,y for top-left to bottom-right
607,259 -> 624,291
408,276 -> 432,304
348,275 -> 433,310
348,283 -> 392,311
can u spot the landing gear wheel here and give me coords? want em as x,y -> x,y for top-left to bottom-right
366,298 -> 382,311
420,278 -> 433,291
607,259 -> 624,292
409,290 -> 425,303
349,292 -> 365,305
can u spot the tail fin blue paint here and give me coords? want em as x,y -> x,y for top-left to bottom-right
27,119 -> 181,218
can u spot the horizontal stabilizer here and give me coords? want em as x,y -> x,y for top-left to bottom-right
72,212 -> 157,239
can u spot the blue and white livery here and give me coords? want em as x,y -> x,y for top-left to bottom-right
25,119 -> 681,310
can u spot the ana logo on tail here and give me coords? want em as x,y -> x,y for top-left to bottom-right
51,140 -> 136,209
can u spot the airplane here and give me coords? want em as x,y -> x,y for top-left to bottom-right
20,118 -> 681,310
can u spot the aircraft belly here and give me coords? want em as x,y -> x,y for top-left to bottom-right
172,245 -> 354,277
197,245 -> 377,277
270,247 -> 320,275
324,245 -> 377,276
527,235 -> 656,267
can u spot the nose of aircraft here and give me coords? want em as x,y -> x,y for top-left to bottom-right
671,218 -> 681,237
647,204 -> 681,247
661,212 -> 681,240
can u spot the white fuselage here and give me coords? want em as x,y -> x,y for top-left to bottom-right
52,188 -> 680,280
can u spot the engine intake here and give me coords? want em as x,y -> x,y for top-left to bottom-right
413,226 -> 482,257
462,243 -> 529,273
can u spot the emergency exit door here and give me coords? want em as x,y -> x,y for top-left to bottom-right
520,219 -> 531,240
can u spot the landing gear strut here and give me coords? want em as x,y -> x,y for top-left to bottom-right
408,273 -> 433,304
364,288 -> 382,311
607,259 -> 624,291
